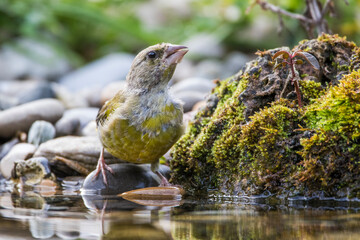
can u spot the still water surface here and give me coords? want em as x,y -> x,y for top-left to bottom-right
1,184 -> 360,240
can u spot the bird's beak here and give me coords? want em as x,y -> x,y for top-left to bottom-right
164,44 -> 188,65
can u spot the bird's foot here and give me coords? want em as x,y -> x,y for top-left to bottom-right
93,159 -> 114,186
155,170 -> 172,187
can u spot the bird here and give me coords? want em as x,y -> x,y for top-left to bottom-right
94,43 -> 188,186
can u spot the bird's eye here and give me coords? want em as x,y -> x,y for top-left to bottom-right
147,51 -> 157,59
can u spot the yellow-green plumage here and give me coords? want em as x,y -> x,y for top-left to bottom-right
95,43 -> 188,184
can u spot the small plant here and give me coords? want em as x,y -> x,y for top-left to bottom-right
272,50 -> 320,107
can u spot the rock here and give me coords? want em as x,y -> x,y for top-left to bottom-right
0,138 -> 20,161
170,34 -> 360,199
170,77 -> 215,95
0,99 -> 64,139
82,163 -> 171,195
0,143 -> 36,179
58,53 -> 133,93
183,33 -> 224,59
80,121 -> 97,137
0,38 -> 71,80
52,83 -> 89,108
194,59 -> 223,79
55,108 -> 99,136
33,136 -> 122,176
100,81 -> 126,105
223,52 -> 252,78
172,90 -> 205,112
11,157 -> 53,186
171,59 -> 195,83
0,80 -> 55,110
28,121 -> 56,147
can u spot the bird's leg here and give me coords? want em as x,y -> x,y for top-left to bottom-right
151,161 -> 172,187
93,148 -> 114,185
155,170 -> 171,187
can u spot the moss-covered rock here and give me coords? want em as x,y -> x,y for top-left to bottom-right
170,34 -> 360,198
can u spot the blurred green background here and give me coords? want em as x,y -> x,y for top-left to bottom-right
0,0 -> 358,66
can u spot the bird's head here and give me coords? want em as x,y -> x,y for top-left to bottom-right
127,43 -> 188,92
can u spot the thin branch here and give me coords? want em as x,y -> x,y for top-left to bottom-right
255,0 -> 313,23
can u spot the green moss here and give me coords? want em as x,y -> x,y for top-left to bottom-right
299,80 -> 325,103
305,70 -> 360,141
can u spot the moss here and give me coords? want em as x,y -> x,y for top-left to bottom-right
171,34 -> 360,198
299,80 -> 325,103
304,70 -> 360,141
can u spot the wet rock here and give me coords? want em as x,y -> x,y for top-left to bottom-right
11,157 -> 53,186
33,136 -> 122,176
58,53 -> 133,93
0,38 -> 71,80
0,143 -> 36,179
28,121 -> 56,147
0,80 -> 55,110
55,108 -> 99,137
0,99 -> 65,139
82,163 -> 170,195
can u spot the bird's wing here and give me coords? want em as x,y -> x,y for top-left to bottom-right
96,90 -> 126,126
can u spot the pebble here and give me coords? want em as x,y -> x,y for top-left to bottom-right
170,77 -> 215,95
11,157 -> 53,186
194,59 -> 223,79
0,143 -> 36,179
33,136 -> 122,172
81,163 -> 170,195
58,53 -> 133,93
0,38 -> 71,80
100,81 -> 126,105
173,90 -> 206,112
28,121 -> 56,147
55,108 -> 99,137
80,121 -> 97,137
183,33 -> 224,59
0,99 -> 65,139
0,80 -> 55,110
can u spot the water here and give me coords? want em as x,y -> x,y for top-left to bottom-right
1,183 -> 360,240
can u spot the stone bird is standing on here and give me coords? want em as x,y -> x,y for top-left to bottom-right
95,43 -> 188,186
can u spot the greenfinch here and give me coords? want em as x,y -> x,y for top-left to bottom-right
94,43 -> 188,186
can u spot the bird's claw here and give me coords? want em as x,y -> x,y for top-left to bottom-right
93,161 -> 114,186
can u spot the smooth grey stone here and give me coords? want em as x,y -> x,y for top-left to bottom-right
58,53 -> 133,93
170,77 -> 215,95
0,38 -> 71,80
28,120 -> 56,147
0,99 -> 65,139
194,59 -> 223,80
183,33 -> 224,59
0,80 -> 55,109
82,163 -> 170,195
0,143 -> 36,179
52,83 -> 89,108
33,136 -> 122,171
100,81 -> 126,105
223,52 -> 252,78
55,108 -> 99,136
0,138 -> 19,161
173,90 -> 205,112
80,121 -> 97,137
